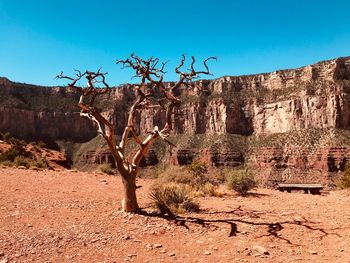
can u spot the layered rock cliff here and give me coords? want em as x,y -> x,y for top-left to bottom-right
1,56 -> 350,186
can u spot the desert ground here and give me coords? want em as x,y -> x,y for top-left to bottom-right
0,167 -> 349,263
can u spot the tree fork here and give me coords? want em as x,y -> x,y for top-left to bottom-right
57,54 -> 215,213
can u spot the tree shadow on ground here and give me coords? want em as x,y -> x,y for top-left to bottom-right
139,207 -> 341,246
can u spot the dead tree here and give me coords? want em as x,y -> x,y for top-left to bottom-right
57,54 -> 215,213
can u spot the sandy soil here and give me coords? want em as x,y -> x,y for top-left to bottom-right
0,167 -> 349,263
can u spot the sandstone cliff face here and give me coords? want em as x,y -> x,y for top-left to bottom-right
0,80 -> 96,141
2,57 -> 350,139
2,56 -> 350,186
250,94 -> 350,134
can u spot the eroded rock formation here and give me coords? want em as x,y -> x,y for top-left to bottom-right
1,56 -> 350,186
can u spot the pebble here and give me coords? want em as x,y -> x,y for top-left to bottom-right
90,238 -> 100,243
308,250 -> 317,255
204,251 -> 211,255
154,244 -> 162,248
168,253 -> 176,257
253,245 -> 269,255
145,244 -> 153,250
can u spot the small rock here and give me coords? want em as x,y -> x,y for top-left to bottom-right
122,235 -> 130,240
204,251 -> 211,255
27,224 -> 33,228
168,252 -> 176,257
308,250 -> 317,255
154,244 -> 162,248
145,244 -> 153,250
253,245 -> 269,255
90,238 -> 100,243
160,249 -> 166,253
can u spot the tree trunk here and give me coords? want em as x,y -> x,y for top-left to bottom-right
121,172 -> 139,213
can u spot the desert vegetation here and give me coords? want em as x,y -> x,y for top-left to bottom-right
0,132 -> 48,169
148,159 -> 260,215
339,163 -> 350,189
225,167 -> 257,196
57,54 -> 216,212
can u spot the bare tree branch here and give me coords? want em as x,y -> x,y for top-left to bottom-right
58,54 -> 215,213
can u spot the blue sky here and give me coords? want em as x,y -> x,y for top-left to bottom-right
0,0 -> 350,86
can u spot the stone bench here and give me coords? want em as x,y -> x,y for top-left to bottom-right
277,184 -> 323,195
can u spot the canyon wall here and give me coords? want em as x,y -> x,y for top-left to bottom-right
1,56 -> 350,186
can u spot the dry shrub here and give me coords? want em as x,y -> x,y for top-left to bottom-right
32,159 -> 47,169
226,167 -> 257,196
339,164 -> 350,189
192,182 -> 223,197
98,163 -> 114,175
13,156 -> 31,169
149,183 -> 199,215
154,160 -> 221,197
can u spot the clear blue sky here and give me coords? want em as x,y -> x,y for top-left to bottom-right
1,0 -> 350,86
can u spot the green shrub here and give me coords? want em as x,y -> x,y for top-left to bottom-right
0,144 -> 32,162
98,163 -> 114,175
149,183 -> 199,215
154,160 -> 220,197
157,166 -> 195,185
186,160 -> 216,187
187,159 -> 208,177
226,168 -> 257,196
339,164 -> 350,189
13,156 -> 31,169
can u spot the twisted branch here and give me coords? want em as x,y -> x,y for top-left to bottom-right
57,54 -> 215,177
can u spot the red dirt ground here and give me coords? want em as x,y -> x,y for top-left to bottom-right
0,167 -> 349,262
